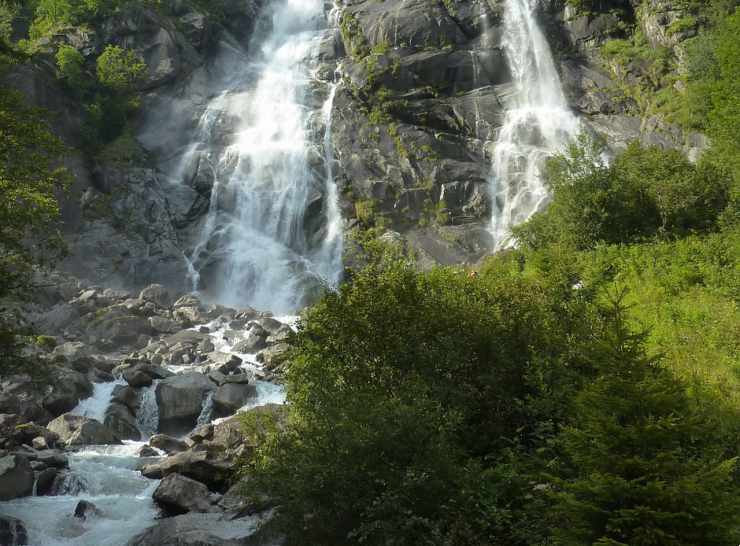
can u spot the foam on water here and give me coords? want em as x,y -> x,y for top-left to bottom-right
70,378 -> 127,423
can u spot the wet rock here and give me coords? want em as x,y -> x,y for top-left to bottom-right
141,450 -> 232,491
148,316 -> 181,334
111,385 -> 140,414
149,434 -> 189,455
156,373 -> 215,433
256,343 -> 290,371
213,383 -> 257,416
187,423 -> 213,445
104,402 -> 141,441
0,516 -> 28,546
35,466 -> 58,496
74,499 -> 102,519
0,454 -> 34,501
42,367 -> 93,416
216,355 -> 243,375
46,414 -> 121,446
139,445 -> 160,457
153,473 -> 218,515
232,331 -> 266,353
139,284 -> 174,308
118,362 -> 174,388
126,512 -> 269,546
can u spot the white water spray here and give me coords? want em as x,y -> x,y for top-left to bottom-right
489,0 -> 579,249
71,379 -> 126,423
183,0 -> 343,313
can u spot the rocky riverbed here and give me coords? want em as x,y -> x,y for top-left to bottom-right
0,276 -> 291,545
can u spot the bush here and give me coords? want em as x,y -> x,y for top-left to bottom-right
96,44 -> 145,93
55,44 -> 86,90
514,137 -> 730,250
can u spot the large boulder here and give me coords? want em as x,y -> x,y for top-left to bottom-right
46,414 -> 121,446
141,450 -> 232,491
126,512 -> 270,546
155,373 -> 215,433
149,434 -> 189,455
0,516 -> 28,546
104,402 -> 141,441
153,473 -> 217,515
0,455 -> 34,501
139,284 -> 174,308
42,367 -> 93,416
212,383 -> 257,417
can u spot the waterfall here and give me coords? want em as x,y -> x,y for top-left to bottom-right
196,391 -> 215,426
489,0 -> 580,249
71,378 -> 127,423
136,381 -> 159,438
184,0 -> 343,313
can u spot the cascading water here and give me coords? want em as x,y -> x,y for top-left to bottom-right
489,0 -> 580,249
184,0 -> 343,313
70,378 -> 127,423
135,381 -> 160,438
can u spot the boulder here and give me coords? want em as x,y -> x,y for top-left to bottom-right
232,331 -> 266,353
35,466 -> 58,496
213,383 -> 257,416
149,434 -> 189,455
153,473 -> 217,515
139,445 -> 160,457
126,512 -> 267,546
104,402 -> 141,441
0,455 -> 34,501
256,343 -> 290,371
141,450 -> 232,491
74,499 -> 102,519
216,355 -> 242,375
139,284 -> 174,308
111,385 -> 140,414
46,414 -> 121,446
156,373 -> 215,433
0,516 -> 28,546
43,367 -> 93,416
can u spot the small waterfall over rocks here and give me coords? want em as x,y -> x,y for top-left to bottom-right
136,381 -> 160,439
489,0 -> 580,249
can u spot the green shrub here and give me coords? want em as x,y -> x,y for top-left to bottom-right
55,44 -> 86,90
96,44 -> 145,93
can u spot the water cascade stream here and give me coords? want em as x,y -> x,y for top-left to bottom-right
489,0 -> 580,249
0,1 -> 339,542
184,0 -> 343,313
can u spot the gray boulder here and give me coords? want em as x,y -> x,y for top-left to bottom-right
104,402 -> 141,441
126,512 -> 269,546
153,473 -> 217,515
46,414 -> 121,446
74,499 -> 102,519
43,367 -> 93,417
0,516 -> 28,546
213,383 -> 257,416
149,434 -> 189,455
0,455 -> 34,501
156,373 -> 215,433
139,284 -> 174,308
141,450 -> 232,491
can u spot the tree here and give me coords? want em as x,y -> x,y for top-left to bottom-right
0,86 -> 68,375
547,297 -> 740,545
95,44 -> 145,93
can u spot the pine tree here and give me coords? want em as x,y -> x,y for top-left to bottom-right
548,296 -> 740,545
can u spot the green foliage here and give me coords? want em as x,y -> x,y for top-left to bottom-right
96,44 -> 145,93
547,297 -> 740,545
0,87 -> 68,375
354,198 -> 379,227
55,43 -> 86,90
514,137 -> 730,250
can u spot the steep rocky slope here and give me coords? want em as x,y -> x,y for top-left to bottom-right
2,0 -> 710,291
